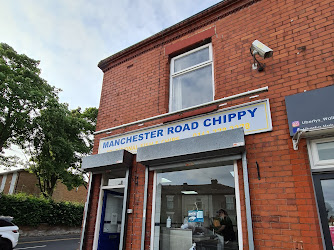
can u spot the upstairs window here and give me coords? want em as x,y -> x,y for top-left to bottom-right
169,44 -> 214,112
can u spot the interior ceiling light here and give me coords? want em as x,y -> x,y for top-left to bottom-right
181,191 -> 198,195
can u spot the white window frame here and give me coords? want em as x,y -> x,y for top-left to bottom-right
0,174 -> 7,192
307,137 -> 334,171
9,172 -> 18,195
169,43 -> 215,112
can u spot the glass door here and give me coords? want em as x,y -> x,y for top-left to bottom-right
98,189 -> 124,250
313,173 -> 334,249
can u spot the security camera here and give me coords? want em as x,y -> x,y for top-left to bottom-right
251,40 -> 273,59
250,40 -> 273,72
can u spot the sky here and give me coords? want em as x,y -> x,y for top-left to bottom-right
0,0 -> 222,110
0,0 -> 222,172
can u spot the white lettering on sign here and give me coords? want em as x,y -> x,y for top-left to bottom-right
98,99 -> 272,154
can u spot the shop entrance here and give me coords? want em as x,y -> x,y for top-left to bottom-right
308,137 -> 334,249
98,189 -> 124,250
313,173 -> 334,249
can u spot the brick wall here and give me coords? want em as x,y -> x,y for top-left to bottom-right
86,0 -> 334,249
1,170 -> 87,204
52,182 -> 87,204
15,171 -> 40,195
125,160 -> 146,249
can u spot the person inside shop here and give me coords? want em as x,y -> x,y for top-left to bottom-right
213,209 -> 235,243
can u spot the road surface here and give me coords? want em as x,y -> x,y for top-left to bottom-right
15,234 -> 80,250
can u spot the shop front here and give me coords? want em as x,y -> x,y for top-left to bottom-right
78,0 -> 333,248
286,85 -> 334,249
136,128 -> 246,250
313,167 -> 334,249
81,98 -> 273,250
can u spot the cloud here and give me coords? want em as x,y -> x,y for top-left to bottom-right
0,0 -> 221,109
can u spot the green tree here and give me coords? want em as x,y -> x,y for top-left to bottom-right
26,99 -> 98,198
0,42 -> 98,198
0,43 -> 56,153
71,106 -> 98,149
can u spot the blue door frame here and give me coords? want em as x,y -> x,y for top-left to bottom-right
97,190 -> 124,250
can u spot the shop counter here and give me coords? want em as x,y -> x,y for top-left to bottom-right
161,227 -> 192,250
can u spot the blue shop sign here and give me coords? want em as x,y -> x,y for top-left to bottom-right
99,99 -> 272,154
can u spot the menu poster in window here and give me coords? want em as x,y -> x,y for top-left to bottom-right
188,210 -> 204,222
330,226 -> 334,247
111,213 -> 117,225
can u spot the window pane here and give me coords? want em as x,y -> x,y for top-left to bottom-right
317,141 -> 334,161
102,192 -> 124,233
154,165 -> 238,250
174,47 -> 210,73
171,65 -> 213,112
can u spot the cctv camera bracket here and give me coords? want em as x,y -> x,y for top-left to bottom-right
250,49 -> 265,72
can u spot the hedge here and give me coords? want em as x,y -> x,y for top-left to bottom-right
0,193 -> 84,227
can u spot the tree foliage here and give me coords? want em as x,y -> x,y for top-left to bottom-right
0,43 -> 98,199
0,155 -> 24,169
0,43 -> 56,153
71,106 -> 98,149
25,99 -> 98,198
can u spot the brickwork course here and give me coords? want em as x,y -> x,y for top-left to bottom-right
82,0 -> 334,249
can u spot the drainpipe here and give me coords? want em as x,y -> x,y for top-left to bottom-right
242,151 -> 254,250
141,167 -> 149,250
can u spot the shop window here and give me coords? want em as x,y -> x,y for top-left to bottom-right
313,173 -> 334,249
153,164 -> 239,250
309,137 -> 334,248
309,137 -> 334,170
169,43 -> 214,112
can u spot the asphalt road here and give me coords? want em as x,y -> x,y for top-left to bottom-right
15,234 -> 80,250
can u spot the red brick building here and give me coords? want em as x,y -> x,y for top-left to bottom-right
80,0 -> 334,249
0,169 -> 87,204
